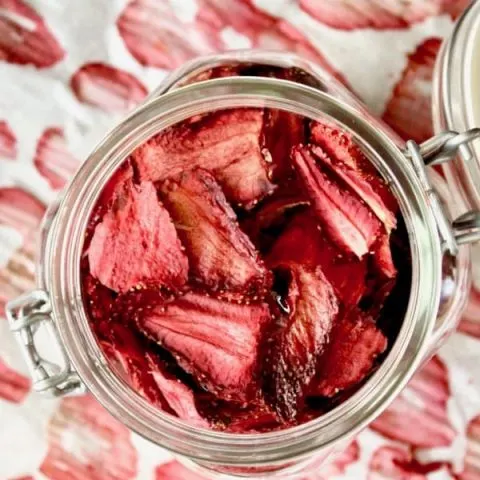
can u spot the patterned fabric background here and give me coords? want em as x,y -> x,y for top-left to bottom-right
0,1 -> 479,479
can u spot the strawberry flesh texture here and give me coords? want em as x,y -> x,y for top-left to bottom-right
265,266 -> 339,420
308,308 -> 387,398
310,120 -> 398,217
310,144 -> 396,233
136,291 -> 271,402
132,108 -> 274,208
267,212 -> 367,307
102,322 -> 207,425
292,145 -> 381,258
101,323 -> 171,410
159,168 -> 271,295
88,180 -> 188,293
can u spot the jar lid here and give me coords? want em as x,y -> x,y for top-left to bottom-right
433,0 -> 480,210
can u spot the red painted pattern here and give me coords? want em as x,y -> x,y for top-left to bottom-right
459,288 -> 480,339
71,63 -> 148,112
299,0 -> 470,30
383,37 -> 441,144
0,357 -> 30,403
33,127 -> 78,190
0,0 -> 64,68
40,395 -> 138,480
0,188 -> 44,316
457,415 -> 480,480
117,0 -> 215,69
195,0 -> 347,83
155,461 -> 209,480
0,120 -> 16,159
317,440 -> 360,478
368,445 -> 447,479
371,356 -> 456,448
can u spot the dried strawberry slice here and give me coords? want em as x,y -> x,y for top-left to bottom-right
103,323 -> 208,426
136,291 -> 271,402
132,108 -> 274,208
292,145 -> 381,258
263,109 -> 306,182
88,180 -> 188,293
0,120 -> 16,159
102,323 -> 169,409
311,145 -> 396,233
310,121 -> 398,215
265,266 -> 339,420
146,353 -> 208,428
160,169 -> 270,294
308,308 -> 387,398
267,212 -> 367,306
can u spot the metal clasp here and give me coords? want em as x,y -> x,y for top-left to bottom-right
404,128 -> 480,254
6,290 -> 84,397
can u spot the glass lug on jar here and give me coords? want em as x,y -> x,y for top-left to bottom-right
6,51 -> 480,478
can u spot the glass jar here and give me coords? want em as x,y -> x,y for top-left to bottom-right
6,50 -> 480,479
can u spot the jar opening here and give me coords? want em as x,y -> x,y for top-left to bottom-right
46,77 -> 442,465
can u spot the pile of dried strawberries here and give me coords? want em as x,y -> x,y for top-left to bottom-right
81,103 -> 411,432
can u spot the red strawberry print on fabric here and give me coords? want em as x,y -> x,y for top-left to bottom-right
383,38 -> 441,144
39,395 -> 138,480
0,357 -> 30,403
0,120 -> 16,159
0,188 -> 45,316
71,63 -> 148,112
116,0 -> 215,69
0,0 -> 64,68
372,356 -> 456,447
33,127 -> 79,190
299,0 -> 469,30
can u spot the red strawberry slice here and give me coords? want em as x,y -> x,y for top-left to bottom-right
101,320 -> 208,426
311,144 -> 396,233
198,396 -> 283,432
117,0 -> 215,69
240,186 -> 309,251
0,357 -> 30,403
0,120 -> 16,159
160,169 -> 270,294
101,323 -> 170,410
0,0 -> 64,68
71,63 -> 148,112
155,461 -> 209,480
458,415 -> 480,480
267,212 -> 367,306
368,445 -> 445,479
264,109 -> 307,182
310,120 -> 398,217
133,108 -> 274,208
299,0 -> 464,30
33,127 -> 78,190
371,356 -> 456,447
383,38 -> 441,144
308,308 -> 387,398
136,291 -> 271,402
292,145 -> 381,258
88,180 -> 188,293
39,395 -> 138,480
265,266 -> 339,420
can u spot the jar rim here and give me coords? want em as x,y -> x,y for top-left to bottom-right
46,76 -> 442,465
